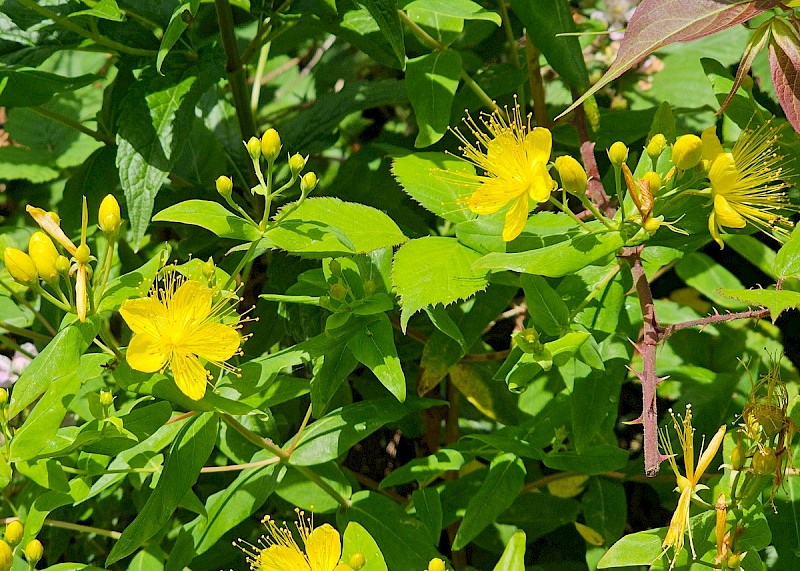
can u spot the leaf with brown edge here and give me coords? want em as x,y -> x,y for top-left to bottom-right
557,0 -> 779,120
769,18 -> 800,134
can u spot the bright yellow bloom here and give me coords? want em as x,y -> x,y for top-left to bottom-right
659,406 -> 725,568
450,104 -> 556,242
239,510 -> 343,571
703,122 -> 795,247
119,268 -> 243,400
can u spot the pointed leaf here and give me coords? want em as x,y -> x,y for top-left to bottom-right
406,50 -> 462,147
770,18 -> 800,133
492,531 -> 526,571
342,521 -> 388,571
346,314 -> 406,401
521,275 -> 570,336
718,288 -> 800,320
360,0 -> 405,67
153,199 -> 261,241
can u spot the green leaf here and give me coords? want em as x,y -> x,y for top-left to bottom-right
107,413 -> 218,565
342,521 -> 389,571
359,0 -> 405,66
0,68 -> 97,107
776,226 -> 800,278
392,237 -> 488,331
190,454 -> 279,554
97,248 -> 168,313
0,147 -> 59,183
380,448 -> 466,488
339,491 -> 442,571
597,528 -> 662,568
158,1 -> 201,72
583,477 -> 627,544
543,445 -> 628,475
521,275 -> 569,336
70,0 -> 124,21
311,344 -> 358,417
276,462 -> 351,513
473,230 -> 624,276
346,314 -> 406,401
116,57 -> 224,249
406,50 -> 462,147
9,319 -> 99,418
493,530 -> 526,571
452,453 -> 526,550
675,252 -> 748,310
404,0 -> 501,24
498,493 -> 581,541
719,288 -> 800,321
509,0 -> 588,89
424,305 -> 466,349
391,152 -> 474,224
413,488 -> 443,546
265,198 -> 407,256
153,200 -> 261,241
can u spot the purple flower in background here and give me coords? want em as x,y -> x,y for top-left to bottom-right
591,0 -> 638,41
0,343 -> 38,387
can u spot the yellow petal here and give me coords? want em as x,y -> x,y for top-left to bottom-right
708,153 -> 738,195
707,210 -> 724,248
25,206 -> 77,255
502,195 -> 529,242
259,545 -> 311,571
525,127 -> 552,165
528,160 -> 555,202
182,322 -> 240,363
305,524 -> 341,571
126,333 -> 168,373
76,265 -> 87,322
713,195 -> 746,229
465,180 -> 525,215
701,126 -> 724,161
120,297 -> 168,337
693,425 -> 726,484
169,280 -> 212,323
170,352 -> 209,400
663,486 -> 691,551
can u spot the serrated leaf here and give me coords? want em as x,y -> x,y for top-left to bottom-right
719,288 -> 800,320
391,152 -> 475,224
346,314 -> 406,401
266,197 -> 406,256
776,225 -> 800,278
392,237 -> 488,331
558,0 -> 779,119
153,199 -> 261,241
406,50 -> 462,147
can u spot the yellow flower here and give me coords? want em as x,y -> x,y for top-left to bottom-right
119,268 -> 243,400
703,122 -> 796,247
239,510 -> 343,571
659,406 -> 725,568
450,104 -> 556,242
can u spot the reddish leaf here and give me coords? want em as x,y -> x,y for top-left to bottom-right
557,0 -> 779,119
719,19 -> 772,114
769,20 -> 800,133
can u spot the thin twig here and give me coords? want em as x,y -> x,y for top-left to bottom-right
659,308 -> 771,340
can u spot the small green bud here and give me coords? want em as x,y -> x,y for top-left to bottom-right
554,155 -> 588,196
100,390 -> 114,408
55,255 -> 70,274
246,137 -> 262,161
24,539 -> 43,565
74,243 -> 91,265
330,283 -> 348,301
348,552 -> 366,570
4,247 -> 38,286
289,153 -> 306,175
672,134 -> 703,170
98,194 -> 122,236
607,141 -> 628,167
3,521 -> 22,547
300,172 -> 318,194
203,257 -> 216,278
260,129 -> 282,162
318,296 -> 330,309
514,328 -> 544,354
215,175 -> 233,198
329,259 -> 342,276
646,134 -> 667,162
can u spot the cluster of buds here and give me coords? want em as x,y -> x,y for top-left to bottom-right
0,520 -> 43,570
3,195 -> 123,323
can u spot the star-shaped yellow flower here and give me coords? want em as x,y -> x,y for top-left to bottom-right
119,270 -> 242,400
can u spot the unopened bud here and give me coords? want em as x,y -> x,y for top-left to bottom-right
607,141 -> 628,167
24,539 -> 42,564
216,176 -> 233,198
642,216 -> 661,234
28,232 -> 59,284
672,134 -> 703,170
246,137 -> 262,161
348,552 -> 366,570
0,540 -> 11,571
98,194 -> 122,236
74,244 -> 91,265
4,521 -> 22,547
289,153 -> 306,175
0,389 -> 8,406
514,328 -> 543,354
646,134 -> 667,162
4,247 -> 38,286
330,283 -> 348,301
329,260 -> 342,276
428,558 -> 446,571
55,255 -> 70,274
731,440 -> 746,471
99,390 -> 114,407
726,553 -> 742,569
300,172 -> 318,194
554,156 -> 588,196
260,129 -> 281,162
640,171 -> 662,194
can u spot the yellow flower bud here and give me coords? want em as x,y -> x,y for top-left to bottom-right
646,134 -> 667,162
672,134 -> 703,170
4,521 -> 22,546
607,141 -> 628,167
260,129 -> 281,162
28,232 -> 59,284
55,255 -> 70,274
24,539 -> 43,564
215,175 -> 233,198
300,172 -> 318,194
428,558 -> 446,571
348,552 -> 366,570
289,153 -> 306,175
98,194 -> 122,236
554,156 -> 588,196
642,216 -> 661,234
246,137 -> 262,161
0,540 -> 11,571
0,389 -> 8,406
75,244 -> 91,265
4,247 -> 38,286
640,171 -> 662,194
100,390 -> 114,407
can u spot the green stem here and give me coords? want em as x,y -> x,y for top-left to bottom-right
98,322 -> 124,361
0,323 -> 50,342
548,196 -> 593,231
223,239 -> 261,291
0,280 -> 57,336
33,284 -> 71,312
15,0 -> 157,57
40,519 -> 121,540
580,196 -> 616,230
568,263 -> 623,320
260,160 -> 275,228
30,107 -> 114,145
250,38 -> 271,112
614,165 -> 626,223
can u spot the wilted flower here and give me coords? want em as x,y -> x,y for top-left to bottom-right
449,103 -> 556,242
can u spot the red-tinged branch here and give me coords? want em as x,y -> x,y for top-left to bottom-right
659,307 -> 771,340
571,95 -> 615,217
